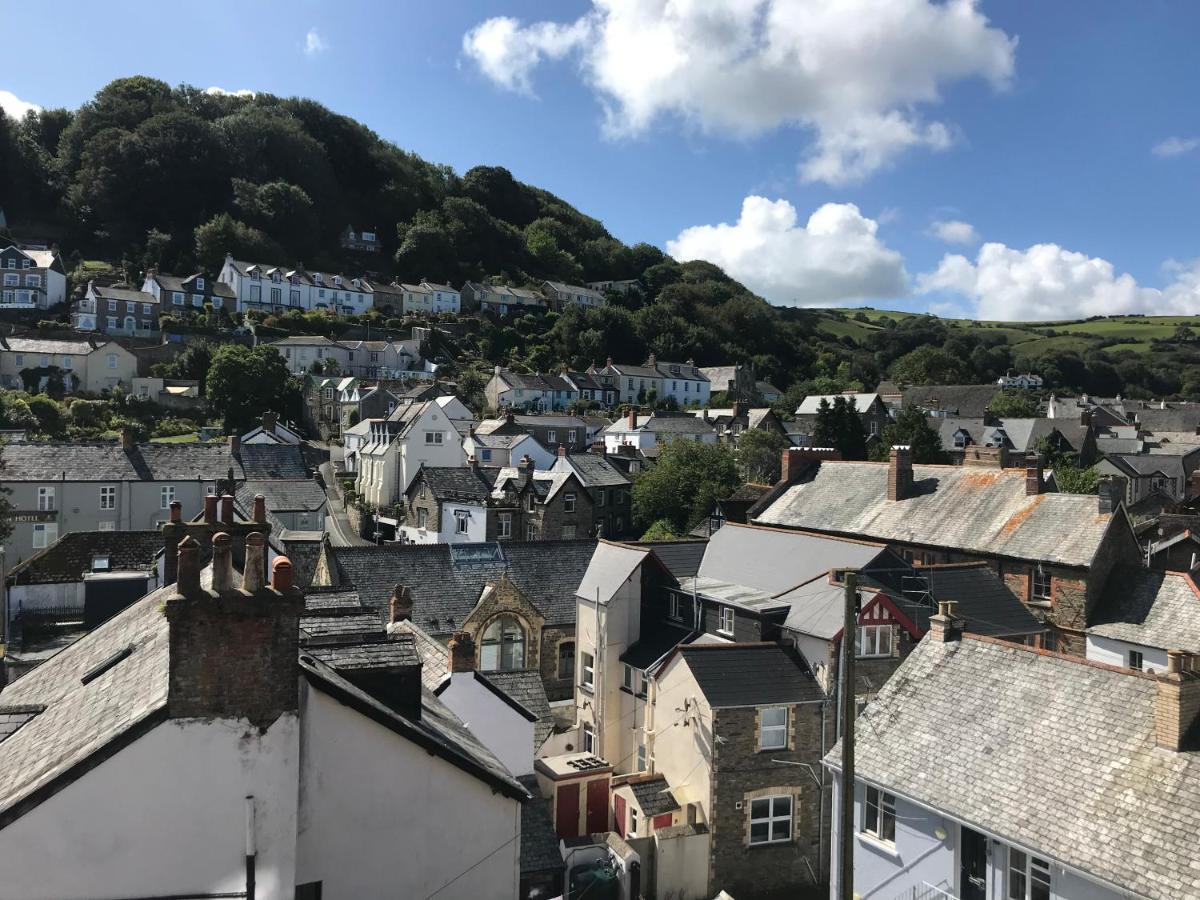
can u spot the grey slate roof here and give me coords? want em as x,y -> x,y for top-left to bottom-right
324,541 -> 598,634
414,466 -> 500,503
678,644 -> 822,708
620,622 -> 696,670
827,636 -> 1200,900
237,480 -> 326,513
517,775 -> 564,875
628,775 -> 681,817
0,441 -> 243,482
299,612 -> 384,640
0,708 -> 41,744
1087,567 -> 1200,654
303,588 -> 363,612
389,618 -> 451,691
478,670 -> 555,750
306,636 -> 421,670
638,540 -> 707,579
7,531 -> 160,585
754,462 -> 1119,569
902,384 -> 1001,418
558,452 -> 630,489
236,444 -> 309,479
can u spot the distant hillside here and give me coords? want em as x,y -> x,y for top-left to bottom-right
2,77 -> 1197,401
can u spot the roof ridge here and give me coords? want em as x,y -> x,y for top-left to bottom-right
961,633 -> 1159,680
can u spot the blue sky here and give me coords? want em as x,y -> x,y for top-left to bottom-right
3,0 -> 1199,320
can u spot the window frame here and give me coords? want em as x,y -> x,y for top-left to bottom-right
582,722 -> 595,754
498,512 -> 512,538
857,624 -> 894,659
748,794 -> 793,846
1031,565 -> 1052,601
580,651 -> 595,690
718,606 -> 735,636
1128,649 -> 1145,671
759,706 -> 788,750
100,485 -> 116,510
37,486 -> 55,511
1008,847 -> 1052,900
563,492 -> 576,513
454,509 -> 469,535
862,786 -> 897,846
160,485 -> 175,509
557,641 -> 575,679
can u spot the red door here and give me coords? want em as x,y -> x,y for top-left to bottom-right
556,783 -> 580,838
613,794 -> 627,838
586,779 -> 609,834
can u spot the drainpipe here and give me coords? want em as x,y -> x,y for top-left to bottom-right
244,795 -> 256,900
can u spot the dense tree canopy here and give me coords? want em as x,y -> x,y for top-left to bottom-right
632,440 -> 740,533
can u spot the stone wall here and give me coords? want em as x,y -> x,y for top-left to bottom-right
709,702 -> 829,899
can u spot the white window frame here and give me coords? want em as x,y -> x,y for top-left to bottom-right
623,664 -> 634,691
526,523 -> 537,541
498,512 -> 512,538
718,606 -> 735,636
32,522 -> 58,549
424,431 -> 444,445
668,593 -> 682,621
37,486 -> 55,511
454,509 -> 469,535
863,786 -> 896,846
160,485 -> 175,509
582,722 -> 595,754
629,807 -> 638,836
759,707 -> 788,750
1128,649 -> 1144,672
106,354 -> 118,369
1008,847 -> 1052,900
748,795 -> 793,846
100,485 -> 116,510
637,743 -> 647,772
547,429 -> 557,443
1031,565 -> 1052,601
857,624 -> 893,659
563,492 -> 576,513
580,651 -> 595,690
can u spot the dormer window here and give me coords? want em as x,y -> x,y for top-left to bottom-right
334,276 -> 342,287
195,277 -> 205,291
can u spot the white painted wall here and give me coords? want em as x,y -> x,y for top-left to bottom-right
296,683 -> 521,899
653,658 -> 714,822
438,671 -> 535,776
1086,634 -> 1169,673
439,500 -> 489,544
0,715 -> 299,900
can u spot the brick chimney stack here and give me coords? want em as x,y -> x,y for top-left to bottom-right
1025,452 -> 1043,496
887,446 -> 914,502
220,494 -> 235,524
928,600 -> 963,643
229,433 -> 241,454
505,411 -> 515,425
557,444 -> 568,458
780,447 -> 842,485
121,426 -> 136,452
1155,649 -> 1200,751
389,584 -> 413,624
252,493 -> 267,524
627,407 -> 638,430
521,454 -> 535,474
263,411 -> 278,434
449,631 -> 476,673
1098,475 -> 1127,514
203,494 -> 218,524
165,532 -> 303,729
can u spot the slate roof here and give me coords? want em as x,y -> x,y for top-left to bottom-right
389,618 -> 451,691
7,531 -> 161,585
299,612 -> 384,640
1087,566 -> 1200,654
323,541 -> 597,634
754,462 -> 1119,569
556,452 -> 630,489
236,444 -> 309,479
902,384 -> 1001,418
303,587 -> 363,612
413,466 -> 500,503
1,337 -> 114,355
0,708 -> 40,744
237,480 -> 326,514
604,413 -> 715,435
638,540 -> 707,579
620,622 -> 696,670
576,542 -> 655,606
699,366 -> 739,392
306,636 -> 421,670
517,775 -> 564,875
0,441 -> 243,482
478,670 -> 555,750
826,635 -> 1200,900
93,284 -> 156,304
676,644 -> 822,708
1134,406 -> 1200,434
627,775 -> 681,817
795,393 -> 882,415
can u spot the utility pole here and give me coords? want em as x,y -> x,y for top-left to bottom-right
838,570 -> 859,900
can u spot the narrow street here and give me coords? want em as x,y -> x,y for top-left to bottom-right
313,444 -> 373,547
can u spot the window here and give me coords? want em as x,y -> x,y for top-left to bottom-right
160,485 -> 175,509
637,744 -> 647,772
580,651 -> 595,689
271,287 -> 282,304
481,449 -> 492,462
564,492 -> 577,513
32,523 -> 58,549
424,431 -> 444,445
62,356 -> 73,369
623,664 -> 634,691
142,303 -> 152,316
759,707 -> 788,750
526,492 -> 536,513
37,486 -> 55,511
106,354 -> 117,369
2,273 -> 15,286
98,520 -> 116,532
629,807 -> 638,836
547,429 -> 557,443
568,429 -> 577,443
668,593 -> 683,621
1008,849 -> 1051,900
1128,649 -> 1145,672
582,722 -> 596,754
13,354 -> 22,366
718,606 -> 735,635
562,524 -> 577,539
195,277 -> 205,291
25,274 -> 41,287
454,509 -> 469,535
597,489 -> 606,507
558,641 -> 575,678
250,284 -> 261,302
172,292 -> 184,305
1031,565 -> 1051,601
526,523 -> 537,541
863,787 -> 896,845
480,615 -> 525,670
857,625 -> 893,658
107,317 -> 118,330
100,485 -> 116,510
498,512 -> 512,538
749,795 -> 792,845
416,507 -> 428,528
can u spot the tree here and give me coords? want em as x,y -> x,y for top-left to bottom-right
206,344 -> 292,433
988,388 -> 1039,418
812,397 -> 868,460
194,213 -> 283,272
640,519 -> 680,541
736,428 -> 788,483
632,440 -> 740,533
0,442 -> 13,545
159,340 -> 215,389
888,346 -> 970,385
1054,464 -> 1098,495
870,406 -> 947,464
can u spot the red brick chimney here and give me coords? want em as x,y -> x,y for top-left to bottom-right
1155,649 -> 1200,751
449,631 -> 475,673
732,401 -> 748,419
780,447 -> 842,484
252,493 -> 267,524
557,444 -> 568,458
220,494 -> 235,524
888,446 -> 914,502
1025,452 -> 1043,496
121,426 -> 136,452
627,407 -> 638,430
203,494 -> 218,524
229,433 -> 241,454
390,584 -> 413,624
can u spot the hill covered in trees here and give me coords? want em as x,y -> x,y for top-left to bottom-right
3,76 -> 1199,401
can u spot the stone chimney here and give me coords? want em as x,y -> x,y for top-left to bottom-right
389,584 -> 413,624
927,600 -> 963,643
164,533 -> 303,729
962,447 -> 1008,469
1155,649 -> 1200,751
887,446 -> 914,502
780,447 -> 842,485
627,407 -> 638,430
229,432 -> 241,454
449,631 -> 476,673
1080,408 -> 1092,427
121,426 -> 136,452
732,401 -> 748,419
263,411 -> 278,434
1098,475 -> 1127,514
1025,452 -> 1043,496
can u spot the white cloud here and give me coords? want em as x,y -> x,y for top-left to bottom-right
304,27 -> 327,56
667,196 -> 908,306
918,243 -> 1200,321
203,86 -> 257,98
0,89 -> 41,120
929,219 -> 979,245
463,0 -> 1016,184
1152,136 -> 1200,158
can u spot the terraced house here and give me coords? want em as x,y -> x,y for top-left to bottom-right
75,283 -> 158,336
140,268 -> 238,313
0,243 -> 66,311
218,255 -> 373,315
0,336 -> 136,394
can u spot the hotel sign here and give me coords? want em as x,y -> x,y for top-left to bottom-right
9,511 -> 58,524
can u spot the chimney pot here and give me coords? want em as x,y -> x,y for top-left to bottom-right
448,631 -> 475,673
928,599 -> 962,643
252,494 -> 267,524
212,532 -> 235,592
203,494 -> 218,524
627,407 -> 637,430
220,494 -> 235,524
1156,649 -> 1200,751
175,535 -> 202,597
242,532 -> 267,592
271,556 -> 294,592
169,500 -> 183,523
390,584 -> 413,624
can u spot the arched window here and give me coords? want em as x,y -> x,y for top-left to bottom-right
480,615 -> 525,671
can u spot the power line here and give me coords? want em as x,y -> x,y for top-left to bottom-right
421,831 -> 521,900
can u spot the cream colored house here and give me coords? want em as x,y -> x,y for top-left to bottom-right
0,336 -> 137,393
355,400 -> 467,509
